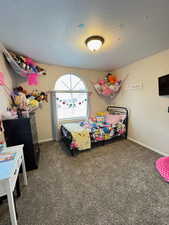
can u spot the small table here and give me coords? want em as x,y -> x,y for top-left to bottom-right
0,145 -> 28,225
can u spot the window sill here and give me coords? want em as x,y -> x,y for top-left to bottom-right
58,117 -> 88,123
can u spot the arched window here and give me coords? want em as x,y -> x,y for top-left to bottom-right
55,74 -> 88,120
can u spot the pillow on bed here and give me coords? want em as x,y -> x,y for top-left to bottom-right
105,114 -> 126,125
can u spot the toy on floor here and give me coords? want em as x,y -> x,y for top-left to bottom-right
156,157 -> 169,182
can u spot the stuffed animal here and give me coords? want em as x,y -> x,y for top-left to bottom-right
28,99 -> 39,108
98,79 -> 105,85
107,73 -> 117,84
102,84 -> 113,96
13,86 -> 28,109
103,127 -> 110,133
95,73 -> 121,97
35,92 -> 48,102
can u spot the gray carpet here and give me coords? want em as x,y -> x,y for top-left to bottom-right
0,140 -> 169,225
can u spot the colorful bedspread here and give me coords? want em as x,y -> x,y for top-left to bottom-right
62,120 -> 126,151
88,121 -> 126,142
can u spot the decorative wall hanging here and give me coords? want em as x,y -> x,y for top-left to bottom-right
56,97 -> 87,108
0,72 -> 5,85
125,81 -> 143,90
3,48 -> 46,86
94,73 -> 122,98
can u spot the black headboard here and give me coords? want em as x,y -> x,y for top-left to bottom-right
107,105 -> 128,139
107,105 -> 128,115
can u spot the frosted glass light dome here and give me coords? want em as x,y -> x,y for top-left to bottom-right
85,36 -> 104,52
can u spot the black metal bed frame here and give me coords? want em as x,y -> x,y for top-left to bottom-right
60,106 -> 128,156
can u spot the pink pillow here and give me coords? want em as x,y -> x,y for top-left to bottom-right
105,114 -> 126,125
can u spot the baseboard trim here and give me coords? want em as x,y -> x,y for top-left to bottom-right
38,138 -> 54,144
128,137 -> 168,156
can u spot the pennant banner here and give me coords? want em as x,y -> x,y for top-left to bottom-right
56,97 -> 87,108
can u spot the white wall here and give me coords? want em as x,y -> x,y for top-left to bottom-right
113,48 -> 169,155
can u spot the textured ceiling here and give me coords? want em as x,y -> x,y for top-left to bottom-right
0,0 -> 169,71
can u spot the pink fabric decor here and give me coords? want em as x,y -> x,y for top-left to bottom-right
105,114 -> 126,125
102,86 -> 113,96
156,157 -> 169,182
28,73 -> 39,86
0,72 -> 5,86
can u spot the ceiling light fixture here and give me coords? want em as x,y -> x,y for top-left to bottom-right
85,35 -> 104,52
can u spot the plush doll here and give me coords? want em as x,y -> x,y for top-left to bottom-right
8,107 -> 18,118
98,79 -> 105,85
102,84 -> 113,96
35,92 -> 48,102
109,85 -> 118,93
28,99 -> 39,108
1,108 -> 18,120
103,127 -> 110,134
31,89 -> 39,97
13,87 -> 28,110
107,74 -> 117,84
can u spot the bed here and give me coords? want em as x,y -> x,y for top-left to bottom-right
60,106 -> 128,156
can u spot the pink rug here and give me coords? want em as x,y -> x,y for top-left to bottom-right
156,157 -> 169,182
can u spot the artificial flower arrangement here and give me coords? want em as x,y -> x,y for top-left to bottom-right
94,73 -> 121,97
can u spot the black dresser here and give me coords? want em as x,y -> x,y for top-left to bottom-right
3,112 -> 40,171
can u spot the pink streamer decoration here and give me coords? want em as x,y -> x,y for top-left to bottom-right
28,73 -> 39,86
0,72 -> 5,86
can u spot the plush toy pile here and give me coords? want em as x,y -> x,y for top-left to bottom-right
11,86 -> 48,112
94,73 -> 121,97
79,111 -> 126,143
4,51 -> 46,86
